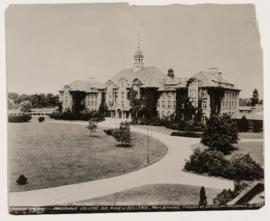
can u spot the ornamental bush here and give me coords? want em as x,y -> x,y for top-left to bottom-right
8,114 -> 32,123
184,148 -> 264,180
201,114 -> 239,154
86,120 -> 97,136
38,116 -> 45,122
184,148 -> 228,175
112,122 -> 131,147
199,186 -> 207,206
16,175 -> 28,185
237,116 -> 249,132
225,153 -> 264,180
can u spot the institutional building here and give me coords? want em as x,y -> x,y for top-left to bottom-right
59,41 -> 240,123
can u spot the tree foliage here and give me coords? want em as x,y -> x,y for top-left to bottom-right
238,116 -> 249,132
201,114 -> 239,153
20,100 -> 32,113
213,181 -> 248,205
199,186 -> 207,206
207,88 -> 225,116
112,122 -> 131,147
86,120 -> 97,136
8,92 -> 59,108
251,88 -> 259,106
70,91 -> 86,114
129,87 -> 159,122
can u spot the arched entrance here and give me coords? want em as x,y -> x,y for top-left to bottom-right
117,109 -> 122,118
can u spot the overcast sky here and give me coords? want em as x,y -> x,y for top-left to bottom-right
5,3 -> 263,98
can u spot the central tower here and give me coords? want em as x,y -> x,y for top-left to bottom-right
133,34 -> 144,72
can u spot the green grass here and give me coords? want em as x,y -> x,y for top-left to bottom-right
8,122 -> 167,192
77,184 -> 221,205
228,141 -> 264,166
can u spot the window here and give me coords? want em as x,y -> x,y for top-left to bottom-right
121,100 -> 124,107
168,101 -> 171,108
173,101 -> 176,108
121,92 -> 125,99
202,101 -> 207,110
202,116 -> 206,125
162,101 -> 165,108
157,101 -> 160,108
168,92 -> 171,97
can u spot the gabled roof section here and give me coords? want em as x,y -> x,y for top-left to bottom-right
110,66 -> 166,88
60,80 -> 105,92
191,71 -> 240,90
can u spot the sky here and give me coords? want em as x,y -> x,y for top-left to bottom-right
5,3 -> 263,98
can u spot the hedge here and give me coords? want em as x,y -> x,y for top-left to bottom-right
184,148 -> 264,181
49,111 -> 104,122
171,131 -> 202,138
8,114 -> 32,123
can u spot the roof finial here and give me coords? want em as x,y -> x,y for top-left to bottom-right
138,33 -> 140,48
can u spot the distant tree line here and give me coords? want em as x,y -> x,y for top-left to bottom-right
8,92 -> 59,109
239,89 -> 263,106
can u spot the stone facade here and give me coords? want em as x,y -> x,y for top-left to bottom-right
59,42 -> 240,122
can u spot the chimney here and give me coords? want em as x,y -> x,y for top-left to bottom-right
167,67 -> 174,79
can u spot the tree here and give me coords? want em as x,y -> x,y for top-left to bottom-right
201,114 -> 239,153
20,100 -> 32,113
199,186 -> 207,206
112,122 -> 131,146
251,89 -> 259,106
86,120 -> 97,136
238,116 -> 249,132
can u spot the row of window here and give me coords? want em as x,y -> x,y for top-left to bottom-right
222,100 -> 238,108
157,100 -> 176,109
86,99 -> 98,106
161,92 -> 176,99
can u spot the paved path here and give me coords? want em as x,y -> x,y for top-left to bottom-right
9,119 -> 234,207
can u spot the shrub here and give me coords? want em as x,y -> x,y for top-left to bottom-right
38,116 -> 45,122
112,122 -> 131,147
16,175 -> 28,185
104,128 -> 115,136
213,180 -> 248,205
185,148 -> 264,180
86,120 -> 97,136
238,116 -> 249,132
8,114 -> 32,123
171,131 -> 202,138
201,114 -> 239,154
199,186 -> 207,206
184,148 -> 228,175
252,120 -> 263,132
49,111 -> 104,122
226,153 -> 264,180
20,100 -> 32,113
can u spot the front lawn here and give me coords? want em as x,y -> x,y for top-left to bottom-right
77,184 -> 221,205
8,122 -> 167,192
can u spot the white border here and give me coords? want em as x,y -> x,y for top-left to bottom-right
0,0 -> 269,221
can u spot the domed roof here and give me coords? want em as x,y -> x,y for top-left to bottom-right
134,47 -> 144,59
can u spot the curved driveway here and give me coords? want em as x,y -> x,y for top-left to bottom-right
9,119 -> 233,206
